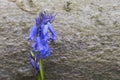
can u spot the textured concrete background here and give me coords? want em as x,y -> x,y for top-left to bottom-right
0,0 -> 120,80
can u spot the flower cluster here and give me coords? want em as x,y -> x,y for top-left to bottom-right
28,12 -> 56,72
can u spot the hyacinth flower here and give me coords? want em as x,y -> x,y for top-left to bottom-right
28,11 -> 56,80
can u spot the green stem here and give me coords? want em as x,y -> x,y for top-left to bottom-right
38,73 -> 41,80
39,59 -> 44,80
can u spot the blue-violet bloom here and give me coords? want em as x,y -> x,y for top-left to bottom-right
28,12 -> 57,72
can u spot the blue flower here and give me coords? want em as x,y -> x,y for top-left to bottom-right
28,24 -> 37,41
32,37 -> 44,52
47,22 -> 57,41
28,11 -> 57,72
30,54 -> 40,71
40,23 -> 56,42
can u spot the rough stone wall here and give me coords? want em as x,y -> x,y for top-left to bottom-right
0,0 -> 120,80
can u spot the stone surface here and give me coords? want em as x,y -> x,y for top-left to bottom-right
0,0 -> 120,80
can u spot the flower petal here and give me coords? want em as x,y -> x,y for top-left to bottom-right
47,22 -> 57,41
36,37 -> 45,52
40,24 -> 49,41
40,43 -> 51,58
30,56 -> 36,69
30,54 -> 40,71
35,17 -> 41,25
32,42 -> 38,52
28,25 -> 37,41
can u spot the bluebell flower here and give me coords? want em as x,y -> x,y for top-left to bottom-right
30,54 -> 40,71
40,23 -> 56,42
28,24 -> 37,41
28,11 -> 57,72
47,22 -> 57,41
